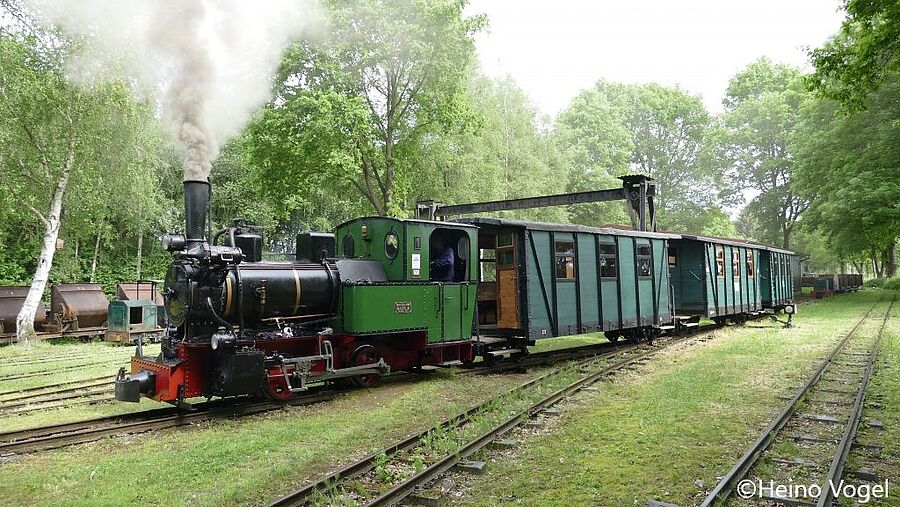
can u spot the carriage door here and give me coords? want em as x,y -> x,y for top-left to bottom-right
496,232 -> 518,329
476,231 -> 518,330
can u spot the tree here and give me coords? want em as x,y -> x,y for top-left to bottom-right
250,0 -> 485,217
554,82 -> 631,226
716,58 -> 810,249
808,0 -> 900,110
0,32 -> 163,341
412,74 -> 568,222
793,72 -> 900,277
555,80 -> 725,232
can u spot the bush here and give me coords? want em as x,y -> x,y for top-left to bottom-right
884,277 -> 900,291
864,277 -> 900,290
864,278 -> 885,288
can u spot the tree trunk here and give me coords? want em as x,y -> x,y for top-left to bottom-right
781,225 -> 791,250
873,254 -> 882,278
886,242 -> 897,278
16,150 -> 74,342
136,230 -> 143,280
89,232 -> 101,282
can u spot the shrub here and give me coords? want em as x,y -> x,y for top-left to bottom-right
864,278 -> 886,288
883,277 -> 900,291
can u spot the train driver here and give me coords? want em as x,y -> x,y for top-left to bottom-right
429,235 -> 456,282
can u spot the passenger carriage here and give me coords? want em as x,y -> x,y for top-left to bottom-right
456,218 -> 677,349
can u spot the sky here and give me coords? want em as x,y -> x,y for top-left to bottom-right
467,0 -> 846,115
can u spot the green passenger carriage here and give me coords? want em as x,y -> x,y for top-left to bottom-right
457,218 -> 677,346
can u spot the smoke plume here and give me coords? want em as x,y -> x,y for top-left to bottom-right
28,0 -> 323,181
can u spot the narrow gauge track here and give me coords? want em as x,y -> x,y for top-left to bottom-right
0,392 -> 337,455
0,341 -> 629,451
0,340 -> 625,418
0,314 -> 783,457
697,299 -> 894,507
0,358 -> 127,382
268,322 -> 734,507
0,386 -> 114,415
0,327 -> 107,346
3,351 -> 128,367
0,374 -> 113,397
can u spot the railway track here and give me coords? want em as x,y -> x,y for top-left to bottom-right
0,327 -> 107,346
0,341 -> 625,448
267,322 -> 731,507
692,298 -> 894,507
0,392 -> 337,455
0,358 -> 128,383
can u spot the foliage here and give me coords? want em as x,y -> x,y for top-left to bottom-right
412,74 -> 568,223
555,80 -> 728,232
714,58 -> 810,248
248,0 -> 485,216
0,22 -> 177,297
793,72 -> 900,275
808,0 -> 900,110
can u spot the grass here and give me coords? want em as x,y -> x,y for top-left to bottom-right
0,365 -> 541,506
0,340 -> 165,431
454,290 -> 896,506
0,291 -> 894,506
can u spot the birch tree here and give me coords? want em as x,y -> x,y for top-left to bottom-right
0,35 -> 151,341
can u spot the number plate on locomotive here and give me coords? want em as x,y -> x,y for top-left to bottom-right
394,301 -> 412,313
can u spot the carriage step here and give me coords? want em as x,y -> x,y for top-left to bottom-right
487,348 -> 523,357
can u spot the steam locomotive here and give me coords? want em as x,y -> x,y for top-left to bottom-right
115,178 -> 799,407
115,179 -> 478,405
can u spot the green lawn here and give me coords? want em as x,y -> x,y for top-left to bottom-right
454,290 -> 897,506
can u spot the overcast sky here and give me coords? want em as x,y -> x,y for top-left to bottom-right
467,0 -> 845,115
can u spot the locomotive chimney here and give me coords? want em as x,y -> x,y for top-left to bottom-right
184,179 -> 210,245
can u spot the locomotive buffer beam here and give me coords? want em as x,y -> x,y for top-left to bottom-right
416,174 -> 657,231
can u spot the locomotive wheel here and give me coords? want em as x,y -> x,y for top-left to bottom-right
264,371 -> 293,401
350,344 -> 383,388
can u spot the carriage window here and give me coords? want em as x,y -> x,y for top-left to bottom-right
479,248 -> 496,282
746,253 -> 755,276
732,251 -> 741,278
555,240 -> 575,280
668,247 -> 677,267
637,244 -> 652,277
716,247 -> 725,278
496,233 -> 514,269
599,242 -> 617,279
